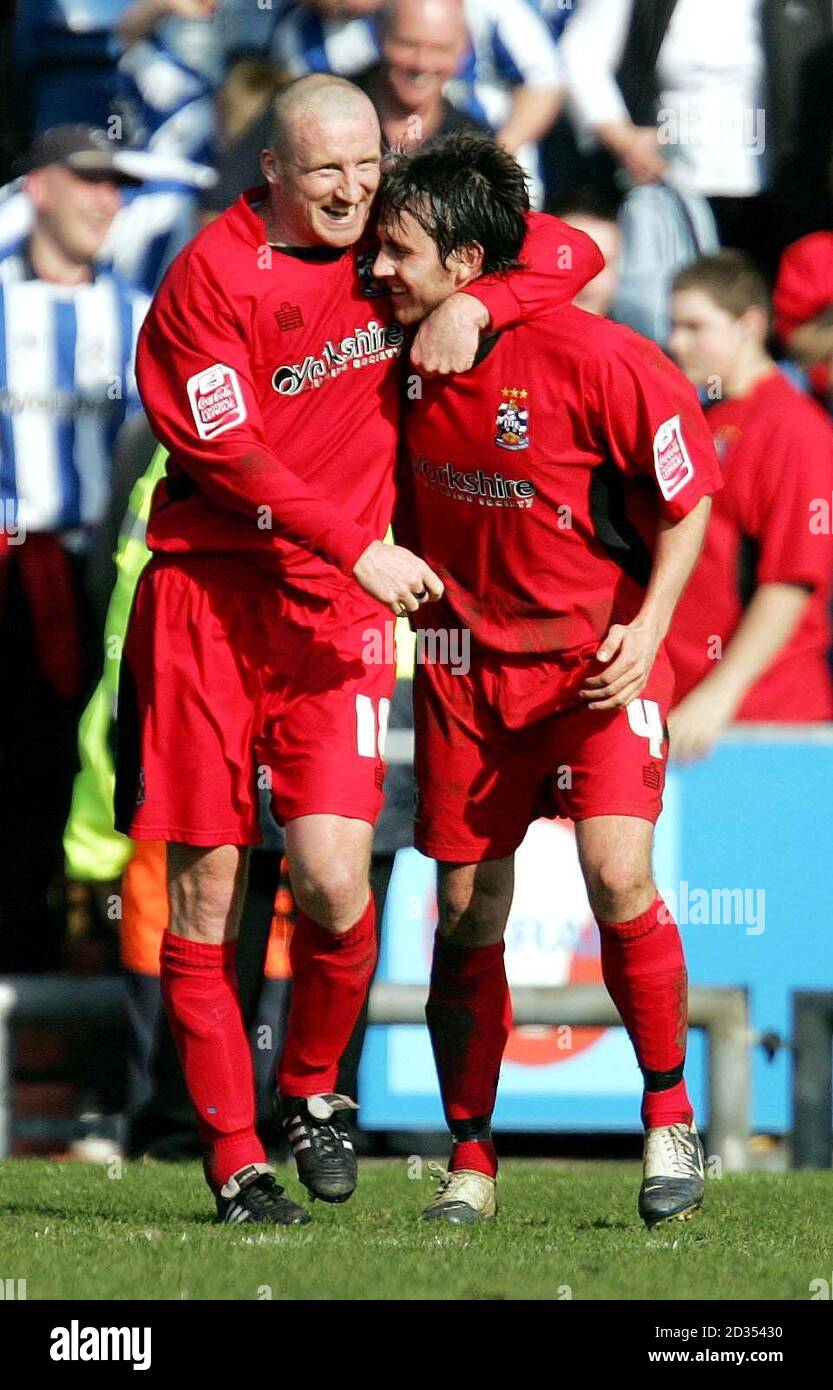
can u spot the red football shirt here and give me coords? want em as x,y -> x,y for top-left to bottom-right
137,189 -> 603,596
399,307 -> 722,655
667,370 -> 833,720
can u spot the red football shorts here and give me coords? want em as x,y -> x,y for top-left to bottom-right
115,556 -> 396,846
413,638 -> 675,862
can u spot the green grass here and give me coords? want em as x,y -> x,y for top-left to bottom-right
0,1159 -> 830,1300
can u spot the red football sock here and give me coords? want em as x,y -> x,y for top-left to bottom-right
597,895 -> 694,1130
160,930 -> 265,1191
278,894 -> 378,1098
425,936 -> 513,1179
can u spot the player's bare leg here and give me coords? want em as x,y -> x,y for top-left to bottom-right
421,855 -> 515,1224
278,814 -> 377,1203
163,844 -> 310,1225
575,815 -> 704,1227
168,843 -> 249,945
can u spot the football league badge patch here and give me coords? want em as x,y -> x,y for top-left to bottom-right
495,387 -> 530,450
186,363 -> 247,440
653,413 -> 694,500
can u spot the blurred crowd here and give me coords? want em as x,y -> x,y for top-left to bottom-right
2,0 -> 833,1157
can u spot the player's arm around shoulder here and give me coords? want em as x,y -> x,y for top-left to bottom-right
409,212 -> 604,376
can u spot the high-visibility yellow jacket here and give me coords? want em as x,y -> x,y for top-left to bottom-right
63,447 -> 168,882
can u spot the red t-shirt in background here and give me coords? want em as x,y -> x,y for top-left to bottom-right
773,232 -> 833,400
773,232 -> 833,342
666,370 -> 833,720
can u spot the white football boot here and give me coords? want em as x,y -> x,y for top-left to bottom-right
639,1122 -> 705,1228
421,1162 -> 497,1225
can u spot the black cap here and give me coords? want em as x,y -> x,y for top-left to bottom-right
27,126 -> 143,186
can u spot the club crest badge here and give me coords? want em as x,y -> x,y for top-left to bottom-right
495,387 -> 530,450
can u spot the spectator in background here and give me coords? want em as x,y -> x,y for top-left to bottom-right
0,154 -> 216,299
217,0 -> 292,63
12,0 -> 126,134
199,58 -> 285,223
201,0 -> 489,221
112,0 -> 222,289
773,220 -> 833,410
361,0 -> 487,149
116,0 -> 220,165
666,251 -> 833,761
549,184 -> 714,356
547,186 -> 621,316
0,126 -> 148,973
766,3 -> 833,254
267,0 -> 564,205
536,0 -> 589,203
560,0 -> 781,263
0,2 -> 222,293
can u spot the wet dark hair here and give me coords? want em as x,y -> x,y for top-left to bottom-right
377,130 -> 529,275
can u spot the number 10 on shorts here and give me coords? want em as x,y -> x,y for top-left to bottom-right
356,694 -> 390,759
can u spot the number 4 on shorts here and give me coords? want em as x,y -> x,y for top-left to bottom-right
355,694 -> 390,758
626,697 -> 664,759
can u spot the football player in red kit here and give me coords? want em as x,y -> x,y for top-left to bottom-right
374,132 -> 723,1228
116,76 -> 603,1225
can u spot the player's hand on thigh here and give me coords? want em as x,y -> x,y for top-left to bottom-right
353,539 -> 444,615
579,619 -> 661,710
410,293 -> 490,376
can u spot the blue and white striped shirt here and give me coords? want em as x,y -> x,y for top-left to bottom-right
0,246 -> 148,536
116,29 -> 217,166
0,168 -> 209,298
272,0 -> 563,112
535,0 -> 580,42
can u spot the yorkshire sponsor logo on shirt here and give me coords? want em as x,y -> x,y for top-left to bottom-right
50,1321 -> 151,1371
413,452 -> 536,508
272,320 -> 405,396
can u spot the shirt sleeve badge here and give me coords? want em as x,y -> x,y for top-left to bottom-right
186,364 -> 247,440
653,413 -> 694,499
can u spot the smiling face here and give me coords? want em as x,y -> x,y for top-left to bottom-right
261,99 -> 382,248
373,205 -> 481,323
26,164 -> 122,265
382,0 -> 467,115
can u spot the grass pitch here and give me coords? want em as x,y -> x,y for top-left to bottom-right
0,1158 -> 830,1301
